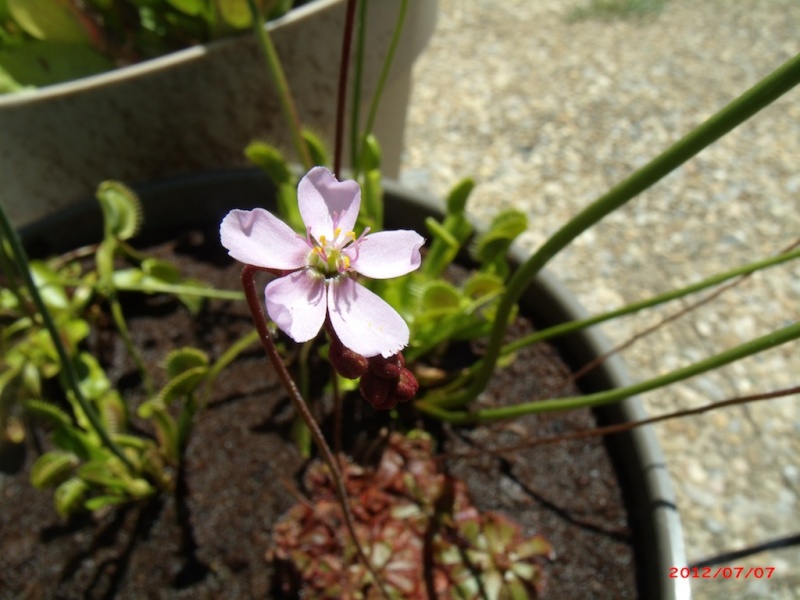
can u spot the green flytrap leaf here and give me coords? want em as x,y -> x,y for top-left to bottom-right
421,178 -> 475,278
96,181 -> 144,241
97,390 -> 127,434
54,477 -> 89,517
419,281 -> 461,314
301,129 -> 329,167
25,399 -> 73,429
30,451 -> 79,489
245,141 -> 293,185
159,367 -> 208,405
165,347 -> 209,380
471,208 -> 528,277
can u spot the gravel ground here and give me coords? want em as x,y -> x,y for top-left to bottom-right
399,1 -> 800,598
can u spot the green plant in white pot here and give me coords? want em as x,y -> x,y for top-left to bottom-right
0,0 -> 437,229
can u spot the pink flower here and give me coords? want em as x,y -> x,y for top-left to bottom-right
220,167 -> 424,358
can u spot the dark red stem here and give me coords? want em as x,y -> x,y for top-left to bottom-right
239,265 -> 389,598
333,0 -> 359,178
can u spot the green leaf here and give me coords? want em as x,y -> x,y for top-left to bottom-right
95,181 -> 144,241
463,272 -> 504,300
83,493 -> 132,512
144,404 -> 179,462
94,239 -> 116,285
301,129 -> 329,166
360,169 -> 383,230
276,183 -> 304,232
54,477 -> 89,516
25,398 -> 73,428
172,278 -> 209,314
244,141 -> 292,185
471,208 -> 527,275
77,458 -> 129,489
217,0 -> 251,29
7,0 -> 90,43
165,347 -> 209,380
420,281 -> 461,312
142,258 -> 180,283
74,352 -> 111,401
421,213 -> 473,278
97,390 -> 127,434
159,366 -> 208,405
166,0 -> 204,16
51,421 -> 97,459
446,177 -> 475,215
0,40 -> 111,88
111,267 -> 144,288
30,261 -> 69,311
30,451 -> 79,488
21,361 -> 41,396
360,134 -> 382,172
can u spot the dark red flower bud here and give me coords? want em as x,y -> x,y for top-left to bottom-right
393,368 -> 419,402
328,334 -> 369,379
368,352 -> 405,379
360,373 -> 396,409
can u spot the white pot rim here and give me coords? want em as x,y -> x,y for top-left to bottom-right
0,0 -> 342,108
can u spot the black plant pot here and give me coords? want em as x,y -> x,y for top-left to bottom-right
20,168 -> 689,599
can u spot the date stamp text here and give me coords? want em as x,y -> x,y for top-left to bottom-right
669,566 -> 775,580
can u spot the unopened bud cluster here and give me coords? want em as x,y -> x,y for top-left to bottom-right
328,331 -> 418,409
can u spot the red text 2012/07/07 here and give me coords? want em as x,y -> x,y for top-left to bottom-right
669,566 -> 775,579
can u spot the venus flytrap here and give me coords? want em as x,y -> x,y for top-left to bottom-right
0,179 -> 254,516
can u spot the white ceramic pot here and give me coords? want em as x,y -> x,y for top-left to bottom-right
0,0 -> 437,228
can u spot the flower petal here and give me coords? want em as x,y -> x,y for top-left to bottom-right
328,277 -> 409,358
347,230 -> 424,279
265,271 -> 327,343
298,167 -> 361,240
220,208 -> 308,270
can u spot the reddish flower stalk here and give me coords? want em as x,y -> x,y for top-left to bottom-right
239,264 -> 389,598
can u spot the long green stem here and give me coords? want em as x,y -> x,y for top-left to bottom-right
437,243 -> 800,395
438,385 -> 800,461
108,292 -> 154,396
349,0 -> 369,173
246,0 -> 313,170
439,51 -> 800,409
0,203 -> 134,470
360,0 -> 408,157
416,319 -> 800,423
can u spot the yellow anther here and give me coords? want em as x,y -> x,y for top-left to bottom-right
346,231 -> 356,242
334,227 -> 342,238
319,234 -> 327,245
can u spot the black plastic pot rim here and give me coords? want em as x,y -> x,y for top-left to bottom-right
19,167 -> 690,600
